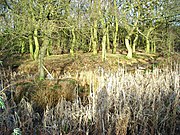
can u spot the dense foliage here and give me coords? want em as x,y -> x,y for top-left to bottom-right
0,0 -> 179,57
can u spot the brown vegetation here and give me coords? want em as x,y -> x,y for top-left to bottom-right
14,78 -> 89,112
0,53 -> 179,135
17,52 -> 180,76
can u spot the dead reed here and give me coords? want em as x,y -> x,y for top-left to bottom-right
0,64 -> 179,135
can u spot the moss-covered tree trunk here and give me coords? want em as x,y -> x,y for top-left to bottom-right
167,31 -> 174,56
146,37 -> 150,53
101,20 -> 107,62
70,27 -> 76,57
89,26 -> 93,52
145,27 -> 154,53
106,25 -> 110,52
125,36 -> 133,58
112,0 -> 118,54
92,20 -> 98,55
39,36 -> 49,80
20,40 -> 25,54
33,28 -> 40,60
152,40 -> 156,53
28,35 -> 34,60
90,0 -> 98,55
133,33 -> 138,53
47,39 -> 52,56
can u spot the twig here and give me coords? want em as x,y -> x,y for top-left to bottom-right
43,65 -> 54,79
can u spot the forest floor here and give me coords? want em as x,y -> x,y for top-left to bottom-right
4,50 -> 179,76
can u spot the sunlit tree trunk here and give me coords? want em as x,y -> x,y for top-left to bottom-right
125,36 -> 133,58
106,25 -> 110,52
92,20 -> 98,55
123,0 -> 140,58
20,40 -> 25,53
112,0 -> 118,54
89,26 -> 93,52
33,28 -> 39,60
125,29 -> 135,59
146,37 -> 150,53
70,27 -> 76,56
28,35 -> 34,60
39,36 -> 49,80
101,19 -> 107,61
145,27 -> 154,53
133,33 -> 138,53
91,0 -> 98,55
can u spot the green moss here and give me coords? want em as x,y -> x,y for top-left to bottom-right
52,84 -> 61,90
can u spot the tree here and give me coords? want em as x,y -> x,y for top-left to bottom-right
90,0 -> 99,55
0,0 -> 179,71
120,0 -> 140,58
137,0 -> 164,54
112,0 -> 119,54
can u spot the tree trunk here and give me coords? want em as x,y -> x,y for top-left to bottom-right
106,25 -> 110,52
101,21 -> 107,62
152,41 -> 156,53
145,27 -> 154,53
39,36 -> 49,80
33,28 -> 39,60
89,26 -> 93,52
112,0 -> 118,54
92,20 -> 98,55
21,40 -> 25,54
47,39 -> 52,56
70,27 -> 76,56
28,35 -> 34,60
146,37 -> 150,53
125,36 -> 132,59
167,31 -> 174,56
133,33 -> 138,53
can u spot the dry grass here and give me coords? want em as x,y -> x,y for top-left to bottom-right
0,63 -> 179,135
